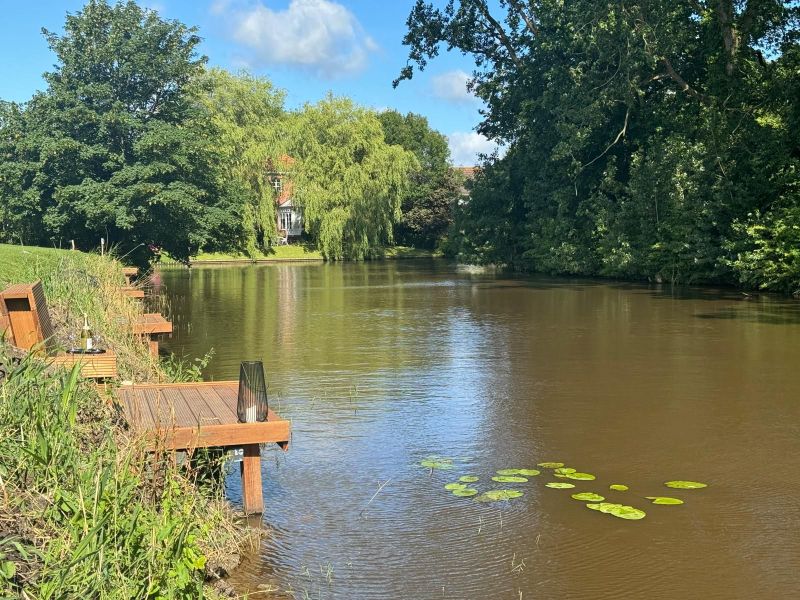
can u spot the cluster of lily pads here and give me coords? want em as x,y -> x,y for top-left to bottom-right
420,457 -> 708,520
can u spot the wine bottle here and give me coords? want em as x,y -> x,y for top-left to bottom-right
81,314 -> 94,351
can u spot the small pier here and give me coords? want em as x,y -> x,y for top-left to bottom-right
116,381 -> 290,514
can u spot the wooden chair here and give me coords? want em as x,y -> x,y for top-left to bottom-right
0,281 -> 117,379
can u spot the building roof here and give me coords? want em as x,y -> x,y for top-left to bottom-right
455,166 -> 479,179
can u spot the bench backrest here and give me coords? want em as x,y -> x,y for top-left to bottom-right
0,281 -> 55,352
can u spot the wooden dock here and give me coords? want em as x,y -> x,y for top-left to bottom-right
116,381 -> 290,514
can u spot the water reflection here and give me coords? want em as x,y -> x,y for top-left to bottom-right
160,261 -> 800,599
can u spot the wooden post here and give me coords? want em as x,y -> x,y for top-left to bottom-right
148,339 -> 159,358
240,443 -> 264,514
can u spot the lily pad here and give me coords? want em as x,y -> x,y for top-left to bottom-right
554,467 -> 576,475
571,492 -> 605,502
646,496 -> 684,505
420,457 -> 454,470
609,484 -> 629,491
452,488 -> 479,497
492,476 -> 528,483
459,475 -> 479,483
496,469 -> 522,476
475,489 -> 524,503
565,472 -> 596,481
537,462 -> 564,469
545,482 -> 575,489
665,481 -> 707,489
444,483 -> 467,491
517,469 -> 541,477
586,503 -> 646,520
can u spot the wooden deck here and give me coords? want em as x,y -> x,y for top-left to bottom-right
116,381 -> 290,514
51,348 -> 117,379
132,313 -> 173,335
119,286 -> 145,298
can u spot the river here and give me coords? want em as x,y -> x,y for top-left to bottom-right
158,259 -> 800,599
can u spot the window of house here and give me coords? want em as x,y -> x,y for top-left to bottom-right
271,177 -> 282,193
280,210 -> 292,231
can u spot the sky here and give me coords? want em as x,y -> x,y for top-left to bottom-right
0,0 -> 499,166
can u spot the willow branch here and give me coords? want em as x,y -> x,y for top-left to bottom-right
660,56 -> 712,103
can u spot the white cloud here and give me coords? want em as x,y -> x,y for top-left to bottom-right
220,0 -> 377,78
431,70 -> 475,103
447,131 -> 499,166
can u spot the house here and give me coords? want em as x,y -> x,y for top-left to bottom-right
455,166 -> 479,202
267,155 -> 303,242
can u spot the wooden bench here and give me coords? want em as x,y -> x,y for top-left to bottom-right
117,381 -> 290,514
133,313 -> 173,357
0,281 -> 118,380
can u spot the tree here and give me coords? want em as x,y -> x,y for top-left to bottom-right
288,96 -> 419,260
378,110 -> 461,249
0,0 -> 231,263
396,1 -> 800,291
197,68 -> 287,256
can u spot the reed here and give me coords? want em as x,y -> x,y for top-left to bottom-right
0,245 -> 254,599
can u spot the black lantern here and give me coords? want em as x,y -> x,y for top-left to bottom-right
237,361 -> 268,423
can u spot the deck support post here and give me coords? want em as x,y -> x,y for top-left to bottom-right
241,443 -> 264,515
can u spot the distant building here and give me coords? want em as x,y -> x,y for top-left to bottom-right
266,155 -> 303,242
454,166 -> 479,201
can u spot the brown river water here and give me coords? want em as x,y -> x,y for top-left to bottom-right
158,260 -> 800,600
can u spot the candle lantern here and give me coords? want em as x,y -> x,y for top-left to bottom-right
237,361 -> 268,423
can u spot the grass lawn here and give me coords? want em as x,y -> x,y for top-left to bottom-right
0,243 -> 81,284
181,245 -> 437,263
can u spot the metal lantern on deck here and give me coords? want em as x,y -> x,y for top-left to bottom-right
237,361 -> 268,423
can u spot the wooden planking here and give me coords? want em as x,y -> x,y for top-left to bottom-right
241,444 -> 264,514
119,287 -> 145,299
122,267 -> 139,276
50,349 -> 117,379
0,281 -> 54,351
133,313 -> 172,335
116,381 -> 290,450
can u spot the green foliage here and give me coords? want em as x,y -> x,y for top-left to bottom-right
0,0 -> 232,263
378,110 -> 460,249
289,96 -> 419,260
0,352 -> 209,598
399,1 -> 800,292
197,68 -> 288,257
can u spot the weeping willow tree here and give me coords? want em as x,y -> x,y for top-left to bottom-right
197,68 -> 287,256
289,95 -> 419,260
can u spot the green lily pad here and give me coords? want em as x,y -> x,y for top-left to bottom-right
646,496 -> 684,505
545,482 -> 575,489
586,503 -> 646,520
452,488 -> 478,497
475,489 -> 524,503
420,457 -> 454,470
554,467 -> 576,475
496,469 -> 522,476
553,473 -> 567,478
572,492 -> 605,502
492,476 -> 528,483
517,469 -> 541,477
537,462 -> 564,469
609,484 -> 629,491
444,483 -> 467,491
459,475 -> 479,483
565,472 -> 596,481
665,481 -> 707,489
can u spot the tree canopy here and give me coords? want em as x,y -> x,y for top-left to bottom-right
378,110 -> 462,249
0,0 -> 229,263
397,0 -> 800,293
289,96 -> 419,260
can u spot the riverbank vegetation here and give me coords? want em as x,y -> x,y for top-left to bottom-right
0,245 -> 248,598
396,1 -> 800,294
0,0 -> 462,265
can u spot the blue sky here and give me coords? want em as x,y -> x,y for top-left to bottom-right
0,0 -> 498,165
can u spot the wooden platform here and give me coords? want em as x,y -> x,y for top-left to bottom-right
116,381 -> 290,514
51,348 -> 118,379
119,286 -> 145,299
132,313 -> 173,335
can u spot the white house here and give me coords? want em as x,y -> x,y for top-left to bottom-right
268,155 -> 304,242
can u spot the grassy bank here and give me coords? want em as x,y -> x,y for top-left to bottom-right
159,245 -> 438,265
0,244 -> 251,599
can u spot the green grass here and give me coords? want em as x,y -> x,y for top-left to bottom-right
164,244 -> 437,264
0,244 -> 86,285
